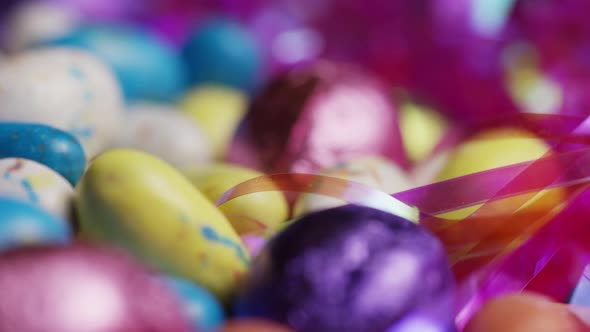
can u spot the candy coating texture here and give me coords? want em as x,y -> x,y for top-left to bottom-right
0,123 -> 86,185
75,149 -> 249,302
183,19 -> 261,91
0,245 -> 191,332
0,158 -> 74,221
0,197 -> 70,252
235,205 -> 454,332
0,48 -> 123,158
51,25 -> 187,101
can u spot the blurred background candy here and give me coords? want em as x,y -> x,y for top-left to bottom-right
76,149 -> 248,302
49,24 -> 187,102
161,276 -> 225,332
0,123 -> 86,185
111,103 -> 212,169
221,319 -> 294,332
235,205 -> 454,332
236,61 -> 407,173
0,197 -> 70,252
0,245 -> 191,332
0,47 -> 123,158
180,85 -> 248,159
185,163 -> 289,235
0,158 -> 74,222
182,18 -> 262,92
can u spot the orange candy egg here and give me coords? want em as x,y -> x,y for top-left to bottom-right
220,319 -> 293,332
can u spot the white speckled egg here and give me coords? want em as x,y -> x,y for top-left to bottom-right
0,158 -> 74,222
294,156 -> 415,217
111,103 -> 212,169
2,1 -> 79,52
0,47 -> 124,158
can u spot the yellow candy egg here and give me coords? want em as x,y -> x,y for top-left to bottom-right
180,85 -> 248,159
75,149 -> 248,302
184,163 -> 288,235
399,101 -> 448,164
435,127 -> 565,220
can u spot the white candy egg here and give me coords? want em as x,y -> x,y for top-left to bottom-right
0,47 -> 124,157
294,156 -> 415,217
0,158 -> 74,222
2,1 -> 79,52
111,103 -> 212,169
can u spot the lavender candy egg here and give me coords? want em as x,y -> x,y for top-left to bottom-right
235,205 -> 455,332
0,47 -> 124,158
0,245 -> 191,332
111,103 -> 212,169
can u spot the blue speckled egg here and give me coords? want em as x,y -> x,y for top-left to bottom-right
49,24 -> 187,102
0,123 -> 86,185
161,276 -> 225,332
0,197 -> 71,252
235,205 -> 455,332
182,19 -> 262,92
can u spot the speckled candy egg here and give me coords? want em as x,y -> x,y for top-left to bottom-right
294,156 -> 415,217
50,24 -> 187,102
0,123 -> 86,185
0,158 -> 74,222
161,276 -> 225,332
76,149 -> 249,302
0,47 -> 123,158
111,103 -> 211,169
0,197 -> 70,252
235,205 -> 455,332
2,1 -> 79,52
0,245 -> 191,332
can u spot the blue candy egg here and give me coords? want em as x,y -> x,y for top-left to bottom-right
0,197 -> 71,252
183,19 -> 262,92
48,24 -> 187,102
0,123 -> 86,185
161,276 -> 225,332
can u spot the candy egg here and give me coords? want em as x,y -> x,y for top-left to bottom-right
180,85 -> 248,159
184,163 -> 289,234
75,149 -> 249,302
464,293 -> 587,332
0,197 -> 70,252
161,276 -> 225,332
0,123 -> 86,185
434,127 -> 565,219
50,24 -> 187,102
235,205 -> 455,332
294,156 -> 415,217
182,18 -> 262,91
2,1 -> 79,52
0,158 -> 74,221
0,245 -> 191,332
0,47 -> 123,158
221,319 -> 293,332
238,61 -> 407,173
111,103 -> 211,169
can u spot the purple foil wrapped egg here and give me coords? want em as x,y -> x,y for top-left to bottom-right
237,62 -> 407,173
0,245 -> 191,332
235,205 -> 455,332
